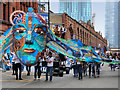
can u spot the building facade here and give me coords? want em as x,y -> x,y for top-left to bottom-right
105,2 -> 119,49
59,0 -> 92,23
0,1 -> 38,34
50,13 -> 107,49
118,1 -> 120,49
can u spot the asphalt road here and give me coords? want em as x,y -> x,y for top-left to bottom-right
1,64 -> 119,88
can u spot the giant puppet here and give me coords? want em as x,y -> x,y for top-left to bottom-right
0,7 -> 120,66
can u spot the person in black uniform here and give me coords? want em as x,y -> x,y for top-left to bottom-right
92,62 -> 96,78
89,62 -> 92,78
34,52 -> 44,80
76,61 -> 83,80
13,52 -> 23,80
96,62 -> 100,77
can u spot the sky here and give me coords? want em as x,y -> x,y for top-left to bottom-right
49,0 -> 106,37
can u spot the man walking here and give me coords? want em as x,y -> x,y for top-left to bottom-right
46,52 -> 55,81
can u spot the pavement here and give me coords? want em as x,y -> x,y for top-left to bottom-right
1,64 -> 119,88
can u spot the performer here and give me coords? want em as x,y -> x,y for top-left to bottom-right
26,66 -> 31,76
34,53 -> 44,80
46,52 -> 55,81
92,62 -> 96,78
2,54 -> 7,72
6,60 -> 12,70
13,52 -> 23,80
11,52 -> 16,75
96,62 -> 100,77
89,62 -> 92,78
76,61 -> 83,80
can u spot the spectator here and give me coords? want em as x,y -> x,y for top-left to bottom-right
58,24 -> 67,39
54,25 -> 60,37
68,24 -> 73,39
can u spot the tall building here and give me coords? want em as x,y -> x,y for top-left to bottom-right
118,1 -> 120,49
105,1 -> 119,49
59,0 -> 92,23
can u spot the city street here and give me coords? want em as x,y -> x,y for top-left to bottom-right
1,64 -> 119,88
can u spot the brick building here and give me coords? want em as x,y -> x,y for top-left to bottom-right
50,13 -> 107,49
0,1 -> 38,34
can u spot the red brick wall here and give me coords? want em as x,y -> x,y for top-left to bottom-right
62,13 -> 107,49
0,1 -> 38,33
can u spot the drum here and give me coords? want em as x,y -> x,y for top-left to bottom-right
42,61 -> 47,67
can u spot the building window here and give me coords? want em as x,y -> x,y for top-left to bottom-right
77,27 -> 79,38
29,2 -> 30,7
3,3 -> 6,20
12,7 -> 15,12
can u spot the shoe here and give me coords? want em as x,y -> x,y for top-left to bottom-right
38,78 -> 40,80
19,78 -> 23,80
97,75 -> 100,78
50,80 -> 52,82
16,78 -> 18,80
12,73 -> 16,75
34,78 -> 36,81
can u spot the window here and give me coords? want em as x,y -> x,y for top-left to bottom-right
77,27 -> 79,37
3,3 -> 6,20
12,7 -> 15,12
29,2 -> 30,7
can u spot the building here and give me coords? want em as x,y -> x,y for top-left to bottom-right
59,0 -> 92,23
118,1 -> 120,49
0,1 -> 38,34
50,13 -> 107,49
105,1 -> 120,52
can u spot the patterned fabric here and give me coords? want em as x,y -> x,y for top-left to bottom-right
0,7 -> 119,66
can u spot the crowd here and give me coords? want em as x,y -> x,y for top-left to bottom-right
105,52 -> 120,71
3,48 -> 119,81
54,23 -> 74,39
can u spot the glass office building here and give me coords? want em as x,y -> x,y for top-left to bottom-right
105,2 -> 119,48
59,0 -> 92,23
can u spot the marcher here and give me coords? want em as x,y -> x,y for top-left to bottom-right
76,61 -> 83,80
34,53 -> 43,80
11,52 -> 16,75
88,62 -> 92,78
26,66 -> 31,76
46,52 -> 55,81
96,62 -> 101,77
72,60 -> 78,77
13,52 -> 23,80
83,61 -> 88,76
2,54 -> 6,72
6,60 -> 12,70
92,62 -> 96,78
